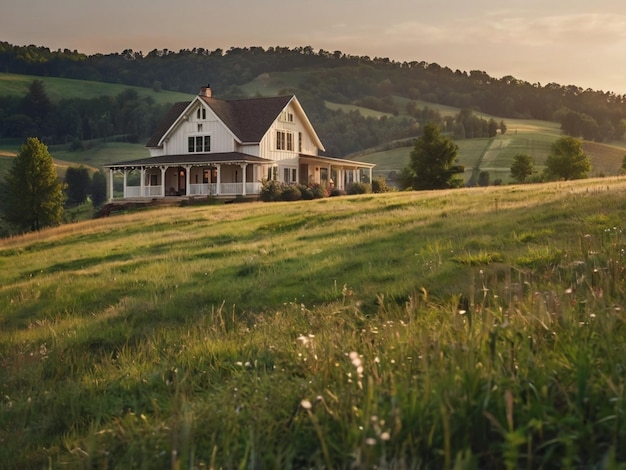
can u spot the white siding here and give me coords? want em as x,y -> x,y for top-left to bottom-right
260,102 -> 320,162
157,102 -> 239,155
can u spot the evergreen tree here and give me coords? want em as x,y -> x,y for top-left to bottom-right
65,165 -> 91,205
21,80 -> 53,136
400,123 -> 464,190
4,137 -> 65,231
91,170 -> 108,207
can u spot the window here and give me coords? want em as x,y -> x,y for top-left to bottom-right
280,111 -> 294,122
283,168 -> 289,182
276,130 -> 294,151
197,123 -> 203,132
196,107 -> 206,120
188,135 -> 211,153
298,132 -> 302,153
292,168 -> 297,182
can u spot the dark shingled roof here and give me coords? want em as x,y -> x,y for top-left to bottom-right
145,95 -> 293,148
104,152 -> 272,169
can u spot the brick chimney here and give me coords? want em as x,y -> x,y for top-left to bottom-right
199,84 -> 212,98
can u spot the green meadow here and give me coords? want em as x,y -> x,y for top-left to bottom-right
2,178 -> 626,468
0,72 -> 191,105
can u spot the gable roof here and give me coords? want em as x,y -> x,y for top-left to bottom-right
146,94 -> 325,149
201,95 -> 293,143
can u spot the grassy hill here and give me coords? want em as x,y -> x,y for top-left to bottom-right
2,178 -> 626,467
0,72 -> 191,105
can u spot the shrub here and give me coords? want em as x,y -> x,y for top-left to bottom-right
310,183 -> 327,199
372,177 -> 390,193
281,185 -> 302,201
347,182 -> 371,195
260,179 -> 283,202
329,188 -> 346,197
298,185 -> 315,200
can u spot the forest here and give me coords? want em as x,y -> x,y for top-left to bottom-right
1,41 -> 625,155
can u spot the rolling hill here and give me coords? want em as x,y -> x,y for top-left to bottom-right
1,71 -> 625,184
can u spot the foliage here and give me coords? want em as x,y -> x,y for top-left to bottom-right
260,180 -> 330,202
91,170 -> 107,207
280,184 -> 302,201
64,165 -> 90,205
371,176 -> 391,193
2,137 -> 65,231
510,153 -> 535,183
400,123 -> 463,190
477,170 -> 490,187
544,136 -> 591,180
0,79 -> 169,145
1,179 -> 626,467
346,182 -> 371,195
259,179 -> 284,202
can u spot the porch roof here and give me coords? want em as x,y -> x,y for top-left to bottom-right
299,153 -> 376,169
103,152 -> 273,169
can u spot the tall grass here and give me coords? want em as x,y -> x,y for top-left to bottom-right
1,178 -> 626,468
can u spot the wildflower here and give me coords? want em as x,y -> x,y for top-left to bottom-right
365,438 -> 377,446
380,432 -> 390,441
301,399 -> 312,410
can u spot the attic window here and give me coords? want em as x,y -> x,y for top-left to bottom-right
196,107 -> 207,120
276,130 -> 294,151
281,111 -> 294,122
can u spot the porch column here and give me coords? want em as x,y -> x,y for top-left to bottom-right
185,165 -> 191,196
140,168 -> 145,197
108,169 -> 114,201
123,170 -> 128,199
369,167 -> 373,184
241,163 -> 248,196
216,164 -> 221,195
160,166 -> 167,197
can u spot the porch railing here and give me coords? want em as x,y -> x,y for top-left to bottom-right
121,182 -> 263,198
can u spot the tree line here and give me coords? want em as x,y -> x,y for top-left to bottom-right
0,79 -> 169,145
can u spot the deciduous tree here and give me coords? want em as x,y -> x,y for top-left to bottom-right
400,123 -> 463,190
544,136 -> 591,180
510,153 -> 535,183
4,137 -> 65,231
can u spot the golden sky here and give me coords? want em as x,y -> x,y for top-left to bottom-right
3,0 -> 626,94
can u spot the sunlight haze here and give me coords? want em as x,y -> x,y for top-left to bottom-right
3,0 -> 626,94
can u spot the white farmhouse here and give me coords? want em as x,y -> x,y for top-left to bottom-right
104,85 -> 375,199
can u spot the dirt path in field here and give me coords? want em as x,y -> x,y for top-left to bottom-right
481,138 -> 511,167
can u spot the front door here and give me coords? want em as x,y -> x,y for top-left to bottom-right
178,168 -> 186,195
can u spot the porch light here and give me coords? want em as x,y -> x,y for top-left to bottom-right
179,170 -> 184,176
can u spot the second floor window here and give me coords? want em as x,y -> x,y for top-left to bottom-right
188,135 -> 211,153
276,130 -> 294,151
